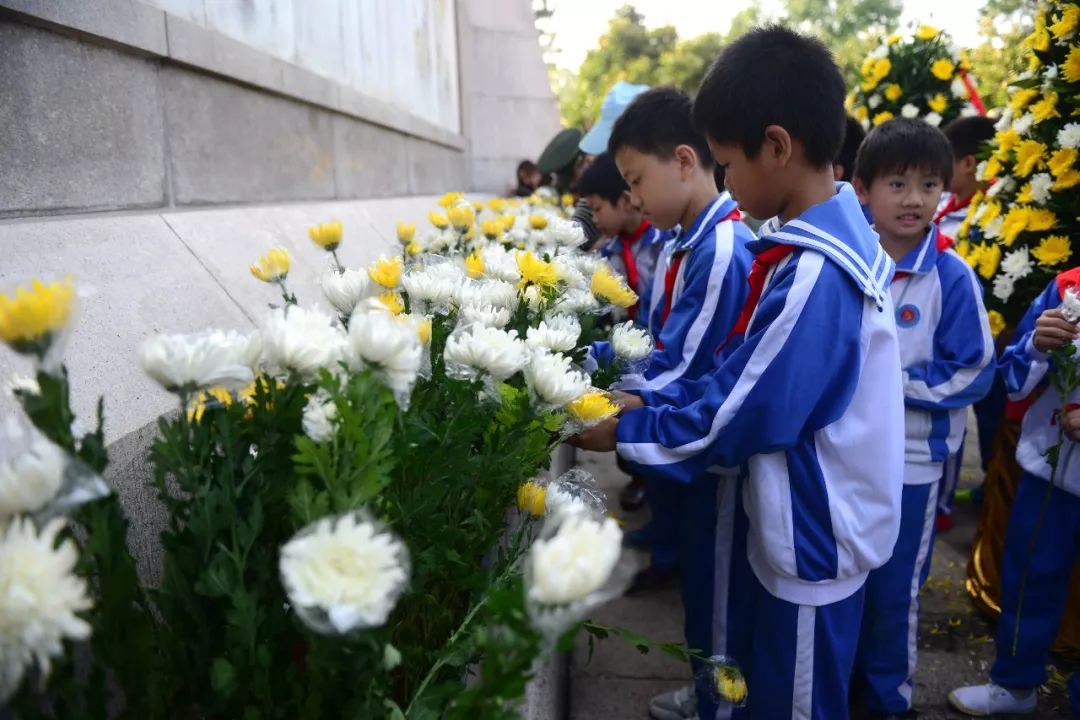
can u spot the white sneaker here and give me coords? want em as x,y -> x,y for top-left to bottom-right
948,682 -> 1037,716
649,685 -> 697,720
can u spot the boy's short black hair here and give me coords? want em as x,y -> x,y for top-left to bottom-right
608,86 -> 715,169
693,25 -> 845,168
942,115 -> 996,158
835,116 -> 867,183
577,153 -> 629,205
853,117 -> 954,187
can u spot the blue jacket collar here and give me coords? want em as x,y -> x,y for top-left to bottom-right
753,183 -> 893,309
672,192 -> 738,253
891,224 -> 941,276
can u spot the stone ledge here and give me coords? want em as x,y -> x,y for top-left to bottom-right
0,0 -> 466,151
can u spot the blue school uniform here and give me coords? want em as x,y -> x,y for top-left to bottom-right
854,224 -> 994,715
617,183 -> 905,720
990,272 -> 1080,708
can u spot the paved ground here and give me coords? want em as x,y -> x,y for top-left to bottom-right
569,437 -> 1077,719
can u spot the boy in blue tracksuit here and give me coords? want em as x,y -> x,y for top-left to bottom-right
574,27 -> 905,719
950,268 -> 1080,718
598,86 -> 754,719
850,118 -> 994,717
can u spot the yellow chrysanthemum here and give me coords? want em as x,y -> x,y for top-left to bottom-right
1014,140 -> 1048,177
1000,207 -> 1032,246
0,278 -> 75,352
397,221 -> 416,243
405,240 -> 422,256
930,59 -> 955,81
963,241 -> 983,269
465,252 -> 485,279
983,156 -> 1003,180
529,214 -> 549,230
1049,148 -> 1077,178
480,218 -> 502,239
713,666 -> 749,705
500,214 -> 518,232
377,291 -> 404,315
1064,44 -> 1080,83
1054,169 -> 1080,190
993,129 -> 1021,160
487,197 -> 508,213
187,386 -> 232,423
884,83 -> 903,102
562,193 -> 575,208
928,94 -> 948,113
369,256 -> 403,289
916,24 -> 940,40
516,250 -> 560,289
464,225 -> 476,242
516,481 -> 547,517
591,266 -> 639,308
1009,88 -> 1040,114
250,247 -> 291,283
1027,26 -> 1051,52
308,221 -> 343,251
1032,234 -> 1072,266
886,33 -> 902,45
436,191 -> 464,208
1017,182 -> 1036,204
873,57 -> 891,81
987,310 -> 1006,338
1027,208 -> 1058,232
955,239 -> 971,258
854,105 -> 870,122
845,92 -> 856,111
1051,4 -> 1080,39
861,56 -> 877,78
429,210 -> 449,229
978,243 -> 1002,280
566,391 -> 620,423
978,199 -> 1002,230
873,110 -> 895,126
447,203 -> 476,230
1032,92 -> 1060,124
415,316 -> 432,345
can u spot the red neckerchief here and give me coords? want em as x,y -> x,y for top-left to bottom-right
933,194 -> 972,225
893,231 -> 955,281
619,220 -> 651,320
716,243 -> 795,353
655,207 -> 741,349
1055,267 -> 1080,297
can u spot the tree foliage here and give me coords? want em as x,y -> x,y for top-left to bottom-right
966,0 -> 1040,110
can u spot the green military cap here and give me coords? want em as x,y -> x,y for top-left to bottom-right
537,128 -> 584,174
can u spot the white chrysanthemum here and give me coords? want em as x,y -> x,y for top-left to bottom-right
527,513 -> 622,605
526,315 -> 582,353
0,517 -> 92,703
983,216 -> 1005,240
1045,63 -> 1060,81
140,329 -> 261,392
573,254 -> 606,278
480,246 -> 521,283
551,288 -> 601,315
524,351 -> 589,407
961,106 -> 979,118
261,306 -> 345,376
1061,288 -> 1080,324
992,274 -> 1015,303
901,103 -> 920,119
444,325 -> 529,380
1029,173 -> 1054,205
0,437 -> 66,521
346,307 -> 422,398
924,112 -> 943,127
870,44 -> 888,59
279,512 -> 409,634
1012,113 -> 1034,135
611,322 -> 653,361
460,304 -> 511,329
457,280 -> 519,311
987,175 -> 1016,198
553,256 -> 587,289
951,77 -> 968,98
995,106 -> 1015,132
522,285 -> 545,312
4,375 -> 39,397
401,269 -> 457,310
302,392 -> 338,443
1001,247 -> 1034,280
868,94 -> 882,109
545,485 -> 590,517
321,268 -> 370,317
1058,123 -> 1080,150
976,160 -> 989,182
548,218 -> 586,247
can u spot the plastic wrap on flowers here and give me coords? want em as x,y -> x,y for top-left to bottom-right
279,510 -> 410,635
544,468 -> 608,519
695,656 -> 749,708
400,256 -> 462,317
525,509 -> 636,642
562,389 -> 621,438
523,351 -> 589,411
0,276 -> 78,374
0,419 -> 109,523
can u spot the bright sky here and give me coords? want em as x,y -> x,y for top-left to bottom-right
545,0 -> 987,70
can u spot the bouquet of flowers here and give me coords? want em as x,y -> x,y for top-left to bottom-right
956,1 -> 1080,331
848,24 -> 982,130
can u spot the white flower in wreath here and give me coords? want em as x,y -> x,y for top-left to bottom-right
1012,113 -> 1035,136
1058,123 -> 1080,150
1001,247 -> 1034,280
611,322 -> 652,361
983,216 -> 1005,240
925,112 -> 943,127
302,391 -> 338,443
961,106 -> 979,117
1045,64 -> 1060,81
994,106 -> 1014,132
444,325 -> 530,381
951,77 -> 968,98
0,517 -> 92,703
0,436 -> 67,520
141,329 -> 261,392
526,315 -> 582,354
524,351 -> 589,408
992,275 -> 1015,303
1029,173 -> 1054,205
901,103 -> 920,119
868,94 -> 882,109
279,512 -> 410,634
987,175 -> 1016,198
870,44 -> 889,59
